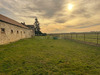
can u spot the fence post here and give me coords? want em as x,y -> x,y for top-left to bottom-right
71,33 -> 72,39
68,33 -> 69,38
76,33 -> 77,39
63,34 -> 64,39
84,33 -> 85,42
97,33 -> 99,44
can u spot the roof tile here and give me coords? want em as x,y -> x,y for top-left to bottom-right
0,14 -> 28,29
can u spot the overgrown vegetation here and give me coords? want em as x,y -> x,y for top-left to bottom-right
0,36 -> 100,75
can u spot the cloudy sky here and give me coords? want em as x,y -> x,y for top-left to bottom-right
0,0 -> 100,33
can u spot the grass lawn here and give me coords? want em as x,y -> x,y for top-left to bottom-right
0,36 -> 100,75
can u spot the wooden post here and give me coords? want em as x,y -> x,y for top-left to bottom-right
68,33 -> 69,38
63,34 -> 64,39
84,33 -> 85,42
71,33 -> 72,39
97,33 -> 99,44
76,33 -> 77,39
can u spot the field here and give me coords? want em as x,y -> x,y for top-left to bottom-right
0,36 -> 100,75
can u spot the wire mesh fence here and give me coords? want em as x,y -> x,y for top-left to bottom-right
48,33 -> 100,45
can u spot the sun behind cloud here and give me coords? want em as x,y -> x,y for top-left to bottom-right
68,3 -> 74,10
0,0 -> 100,33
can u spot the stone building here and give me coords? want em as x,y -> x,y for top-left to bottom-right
0,14 -> 35,45
26,25 -> 35,32
21,22 -> 35,34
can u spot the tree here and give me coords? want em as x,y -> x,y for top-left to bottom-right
34,18 -> 42,35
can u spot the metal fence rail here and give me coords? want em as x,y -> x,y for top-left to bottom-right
49,33 -> 100,45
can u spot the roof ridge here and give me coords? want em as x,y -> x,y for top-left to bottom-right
0,14 -> 28,29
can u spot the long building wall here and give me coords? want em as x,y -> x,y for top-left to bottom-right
0,21 -> 34,45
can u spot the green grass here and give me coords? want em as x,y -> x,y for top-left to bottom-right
0,36 -> 100,75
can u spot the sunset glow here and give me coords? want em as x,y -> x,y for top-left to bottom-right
0,0 -> 100,33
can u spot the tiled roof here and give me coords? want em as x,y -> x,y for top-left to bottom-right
0,14 -> 28,29
26,25 -> 34,29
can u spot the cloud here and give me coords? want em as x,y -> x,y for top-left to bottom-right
23,0 -> 66,18
66,22 -> 100,29
77,23 -> 100,29
0,0 -> 100,33
55,19 -> 67,23
24,16 -> 37,18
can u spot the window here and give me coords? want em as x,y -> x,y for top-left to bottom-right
1,28 -> 5,33
11,30 -> 13,34
21,31 -> 22,34
17,31 -> 19,34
